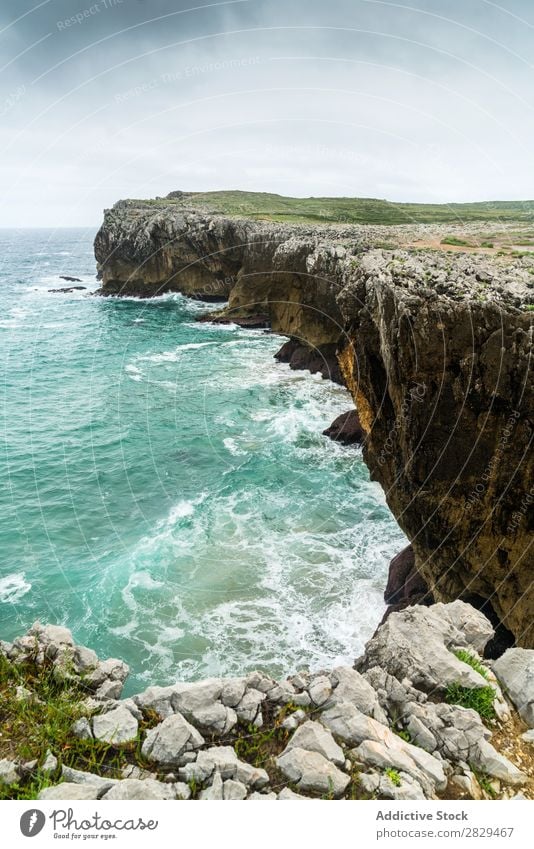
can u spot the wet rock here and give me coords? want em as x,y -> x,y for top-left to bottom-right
322,409 -> 365,445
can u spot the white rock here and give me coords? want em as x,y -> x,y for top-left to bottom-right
223,779 -> 247,800
174,782 -> 191,800
61,765 -> 117,790
92,705 -> 138,746
103,779 -> 176,800
39,783 -> 101,800
141,713 -> 204,766
182,746 -> 269,789
283,720 -> 344,766
320,701 -> 388,746
41,750 -> 58,775
308,675 -> 333,706
276,747 -> 350,797
199,771 -> 224,800
71,717 -> 93,740
471,738 -> 527,786
277,787 -> 310,800
329,667 -> 387,722
493,648 -> 534,728
0,759 -> 20,786
235,689 -> 265,726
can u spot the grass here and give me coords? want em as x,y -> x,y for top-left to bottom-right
453,649 -> 489,680
480,241 -> 494,248
445,683 -> 496,721
470,766 -> 497,798
385,767 -> 402,787
123,190 -> 534,226
0,653 -> 161,800
440,236 -> 475,247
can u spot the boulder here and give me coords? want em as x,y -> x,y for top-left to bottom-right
493,648 -> 534,727
180,746 -> 268,789
39,783 -> 101,800
92,705 -> 138,746
322,409 -> 365,445
0,759 -> 20,786
328,666 -> 388,722
102,779 -> 177,800
276,747 -> 349,797
199,771 -> 224,800
357,602 -> 494,693
283,720 -> 344,766
223,779 -> 247,800
470,739 -> 527,786
141,714 -> 204,766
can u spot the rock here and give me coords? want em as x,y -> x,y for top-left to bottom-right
39,783 -> 101,800
521,729 -> 534,743
41,751 -> 58,775
59,275 -> 83,283
308,675 -> 333,706
15,685 -> 34,701
235,688 -> 265,726
322,409 -> 365,444
181,746 -> 268,789
199,771 -> 224,800
470,739 -> 527,785
174,782 -> 191,800
328,666 -> 387,722
92,705 -> 138,746
277,787 -> 310,800
223,779 -> 247,800
283,720 -> 345,766
0,759 -> 20,786
141,714 -> 204,766
320,701 -> 390,746
120,697 -> 143,720
71,717 -> 93,740
493,648 -> 534,727
121,764 -> 155,780
384,545 -> 431,608
354,739 -> 446,797
357,602 -> 494,693
102,779 -> 176,800
220,678 -> 247,708
276,747 -> 349,797
61,765 -> 117,791
359,770 -> 425,800
451,772 -> 483,800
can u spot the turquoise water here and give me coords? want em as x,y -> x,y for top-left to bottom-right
0,228 -> 405,694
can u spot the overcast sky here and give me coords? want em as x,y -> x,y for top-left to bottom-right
1,0 -> 533,226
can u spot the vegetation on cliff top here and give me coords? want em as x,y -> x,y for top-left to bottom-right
143,190 -> 534,225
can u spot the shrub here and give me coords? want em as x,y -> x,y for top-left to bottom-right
445,683 -> 496,720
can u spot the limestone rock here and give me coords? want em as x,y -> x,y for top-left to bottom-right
223,779 -> 247,800
180,746 -> 268,789
493,648 -> 534,727
141,714 -> 204,766
276,747 -> 349,797
470,739 -> 527,786
283,720 -> 344,766
328,666 -> 387,723
102,779 -> 177,800
357,602 -> 494,693
39,783 -> 101,800
0,759 -> 20,786
92,705 -> 138,746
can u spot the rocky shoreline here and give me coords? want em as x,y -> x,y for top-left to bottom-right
1,605 -> 533,800
94,197 -> 533,647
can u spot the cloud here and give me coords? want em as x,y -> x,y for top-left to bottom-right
1,0 -> 533,225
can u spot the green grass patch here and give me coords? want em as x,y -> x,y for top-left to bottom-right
453,649 -> 489,680
445,683 -> 496,720
385,768 -> 402,787
440,236 -> 475,247
480,241 -> 494,248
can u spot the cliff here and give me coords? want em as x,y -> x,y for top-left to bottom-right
94,196 -> 534,647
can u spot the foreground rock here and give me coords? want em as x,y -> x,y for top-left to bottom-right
2,605 -> 532,801
322,409 -> 365,444
493,649 -> 534,727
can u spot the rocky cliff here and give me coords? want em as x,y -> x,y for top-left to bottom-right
94,198 -> 534,647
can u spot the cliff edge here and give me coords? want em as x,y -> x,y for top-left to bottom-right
94,195 -> 534,647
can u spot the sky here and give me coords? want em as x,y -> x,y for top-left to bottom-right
1,0 -> 533,226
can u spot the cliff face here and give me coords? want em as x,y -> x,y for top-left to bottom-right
94,200 -> 534,647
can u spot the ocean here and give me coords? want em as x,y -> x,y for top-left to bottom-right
0,228 -> 406,694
